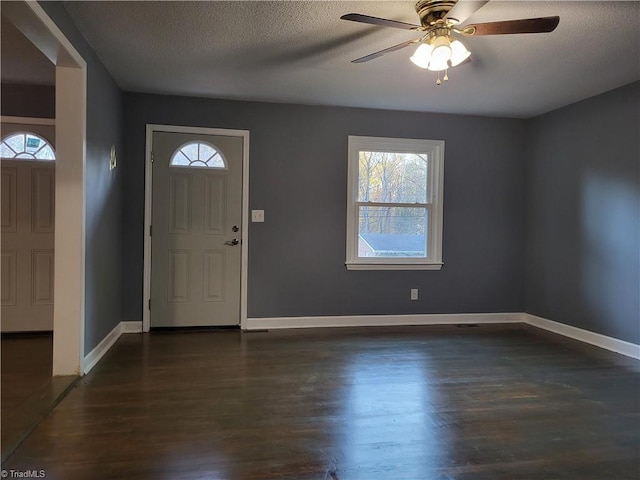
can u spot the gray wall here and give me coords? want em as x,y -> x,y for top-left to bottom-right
39,2 -> 124,354
1,83 -> 55,118
525,82 -> 640,344
122,94 -> 527,321
30,3 -> 640,347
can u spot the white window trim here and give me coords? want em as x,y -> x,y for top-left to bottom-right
345,135 -> 444,271
0,116 -> 56,126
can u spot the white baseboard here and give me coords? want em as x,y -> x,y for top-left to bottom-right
82,322 -> 122,375
121,321 -> 143,333
524,314 -> 640,360
81,315 -> 638,373
82,321 -> 142,374
245,312 -> 523,330
246,312 -> 639,360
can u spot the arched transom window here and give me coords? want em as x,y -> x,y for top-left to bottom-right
0,132 -> 56,160
170,141 -> 227,169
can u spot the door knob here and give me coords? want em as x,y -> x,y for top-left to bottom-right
232,225 -> 239,232
224,239 -> 239,246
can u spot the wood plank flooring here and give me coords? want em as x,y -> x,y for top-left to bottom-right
2,334 -> 53,416
1,334 -> 77,462
2,324 -> 639,479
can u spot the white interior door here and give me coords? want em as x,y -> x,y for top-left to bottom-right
150,131 -> 243,327
1,160 -> 55,331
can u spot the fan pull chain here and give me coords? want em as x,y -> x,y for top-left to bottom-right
435,69 -> 450,85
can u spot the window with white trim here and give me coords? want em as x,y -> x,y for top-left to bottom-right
346,136 -> 444,270
170,141 -> 227,169
0,132 -> 55,160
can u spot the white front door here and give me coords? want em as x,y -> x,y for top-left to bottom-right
150,131 -> 243,327
1,160 -> 55,331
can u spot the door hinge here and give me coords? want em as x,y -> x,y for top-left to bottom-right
151,151 -> 154,163
148,299 -> 151,310
149,225 -> 152,236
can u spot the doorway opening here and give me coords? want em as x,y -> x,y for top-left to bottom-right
1,0 -> 86,461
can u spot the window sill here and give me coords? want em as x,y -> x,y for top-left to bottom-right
345,262 -> 444,271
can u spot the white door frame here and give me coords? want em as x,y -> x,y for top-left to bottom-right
3,1 -> 87,375
143,125 -> 250,332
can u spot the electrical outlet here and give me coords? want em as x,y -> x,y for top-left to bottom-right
410,288 -> 418,301
251,210 -> 265,222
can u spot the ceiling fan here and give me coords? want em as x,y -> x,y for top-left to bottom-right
341,0 -> 559,84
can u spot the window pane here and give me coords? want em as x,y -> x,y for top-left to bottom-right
358,206 -> 428,257
6,134 -> 25,153
25,135 -> 43,154
358,151 -> 428,204
171,152 -> 190,166
1,133 -> 55,160
181,143 -> 199,162
36,145 -> 56,160
1,143 -> 16,157
170,142 -> 226,169
198,143 -> 215,162
206,153 -> 225,168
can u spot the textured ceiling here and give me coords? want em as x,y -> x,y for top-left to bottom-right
52,1 -> 640,117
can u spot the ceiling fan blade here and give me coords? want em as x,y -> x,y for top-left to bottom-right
341,13 -> 420,31
444,1 -> 490,24
462,16 -> 560,35
352,40 -> 418,63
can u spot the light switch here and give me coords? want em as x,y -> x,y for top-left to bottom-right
252,210 -> 265,222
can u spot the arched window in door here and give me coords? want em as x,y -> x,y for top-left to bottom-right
0,132 -> 56,160
169,141 -> 227,169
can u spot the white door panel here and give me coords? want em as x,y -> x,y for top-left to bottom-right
151,132 -> 243,327
1,167 -> 17,232
1,160 -> 55,331
31,169 -> 55,233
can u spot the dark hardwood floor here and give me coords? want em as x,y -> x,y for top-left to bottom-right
1,334 -> 77,462
2,334 -> 53,416
2,324 -> 639,479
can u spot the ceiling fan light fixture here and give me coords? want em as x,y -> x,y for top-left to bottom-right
449,39 -> 471,66
427,58 -> 449,72
430,36 -> 452,63
342,7 -> 561,86
410,43 -> 433,69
